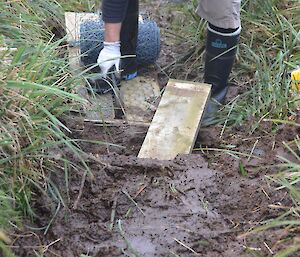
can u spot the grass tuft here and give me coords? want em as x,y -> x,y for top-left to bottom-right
0,1 -> 101,255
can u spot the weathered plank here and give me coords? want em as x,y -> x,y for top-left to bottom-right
64,12 -> 115,120
138,79 -> 211,160
65,12 -> 99,43
120,76 -> 160,122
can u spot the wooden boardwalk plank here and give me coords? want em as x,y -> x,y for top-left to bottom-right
120,76 -> 160,122
138,79 -> 211,160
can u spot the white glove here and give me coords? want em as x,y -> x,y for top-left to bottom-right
97,41 -> 121,76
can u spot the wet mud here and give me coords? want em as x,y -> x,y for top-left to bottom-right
12,118 -> 296,257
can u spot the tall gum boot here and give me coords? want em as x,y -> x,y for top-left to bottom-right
203,24 -> 241,125
120,0 -> 139,80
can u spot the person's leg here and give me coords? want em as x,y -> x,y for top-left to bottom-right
94,0 -> 137,94
204,23 -> 241,104
91,0 -> 128,94
120,0 -> 139,80
196,0 -> 241,29
196,0 -> 241,121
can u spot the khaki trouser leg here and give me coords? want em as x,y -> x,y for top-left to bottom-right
196,0 -> 241,29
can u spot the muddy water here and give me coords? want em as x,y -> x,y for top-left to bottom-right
119,156 -> 222,256
21,150 -> 278,257
11,117 -> 293,256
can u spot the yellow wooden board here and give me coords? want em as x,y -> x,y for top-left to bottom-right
120,76 -> 160,122
138,79 -> 211,160
65,12 -> 99,43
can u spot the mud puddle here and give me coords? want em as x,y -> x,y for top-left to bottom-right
12,122 -> 286,257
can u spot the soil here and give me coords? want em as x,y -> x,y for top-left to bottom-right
11,119 -> 299,257
9,1 -> 300,257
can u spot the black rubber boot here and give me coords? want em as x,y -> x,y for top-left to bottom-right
203,24 -> 241,124
120,0 -> 139,80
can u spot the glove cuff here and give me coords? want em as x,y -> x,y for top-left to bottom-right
103,41 -> 121,47
103,41 -> 121,54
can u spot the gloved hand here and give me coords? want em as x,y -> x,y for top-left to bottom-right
97,41 -> 121,76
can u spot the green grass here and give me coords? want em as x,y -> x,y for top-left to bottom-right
0,191 -> 19,257
59,0 -> 99,12
0,1 -> 99,255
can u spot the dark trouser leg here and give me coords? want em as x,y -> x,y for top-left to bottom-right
203,23 -> 240,123
120,0 -> 139,80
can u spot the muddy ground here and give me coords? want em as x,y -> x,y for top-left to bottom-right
10,0 -> 300,257
11,119 -> 299,257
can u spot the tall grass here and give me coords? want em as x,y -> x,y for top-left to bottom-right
59,0 -> 99,12
167,0 -> 300,128
218,0 -> 300,127
0,0 -> 95,255
0,190 -> 19,257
